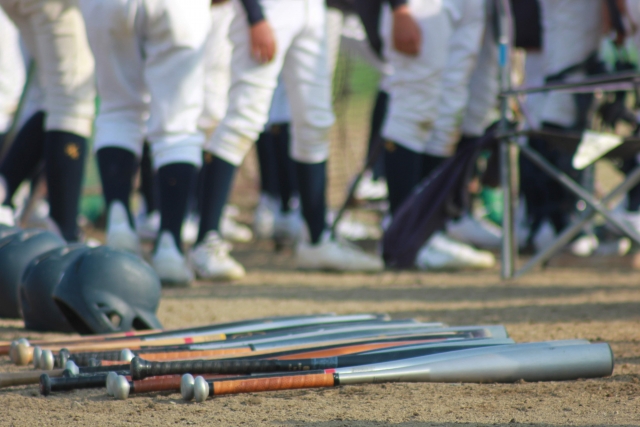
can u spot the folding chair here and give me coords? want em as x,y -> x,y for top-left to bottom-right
494,0 -> 640,278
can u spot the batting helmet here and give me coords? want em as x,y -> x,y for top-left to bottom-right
19,244 -> 91,332
0,229 -> 66,318
52,246 -> 163,334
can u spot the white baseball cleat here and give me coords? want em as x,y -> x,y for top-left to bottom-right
189,231 -> 245,281
274,209 -> 305,243
136,210 -> 160,241
0,205 -> 15,226
106,201 -> 140,254
253,194 -> 278,239
296,233 -> 384,272
221,214 -> 253,243
446,214 -> 502,249
354,171 -> 388,201
415,232 -> 495,271
151,231 -> 194,287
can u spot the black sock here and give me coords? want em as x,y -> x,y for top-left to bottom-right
273,123 -> 297,212
295,161 -> 326,244
368,91 -> 388,180
384,142 -> 424,215
44,130 -> 87,242
256,130 -> 279,197
157,163 -> 197,251
140,141 -> 158,213
97,147 -> 137,226
0,111 -> 46,204
197,154 -> 237,243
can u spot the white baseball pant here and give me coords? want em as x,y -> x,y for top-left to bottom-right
0,7 -> 25,133
538,0 -> 602,128
80,0 -> 210,169
206,0 -> 334,166
381,0 -> 485,156
265,3 -> 344,130
199,1 -> 234,137
0,0 -> 95,138
461,7 -> 498,138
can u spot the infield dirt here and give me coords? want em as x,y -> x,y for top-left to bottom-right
1,240 -> 639,427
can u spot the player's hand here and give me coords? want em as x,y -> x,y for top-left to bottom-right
392,5 -> 421,56
250,20 -> 276,64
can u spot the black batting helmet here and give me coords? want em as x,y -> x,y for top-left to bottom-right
0,229 -> 66,318
19,244 -> 91,332
52,246 -> 163,334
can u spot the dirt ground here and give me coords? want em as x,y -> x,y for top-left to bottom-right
1,240 -> 639,427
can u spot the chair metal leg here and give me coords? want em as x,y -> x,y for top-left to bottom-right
519,144 -> 640,244
514,165 -> 640,277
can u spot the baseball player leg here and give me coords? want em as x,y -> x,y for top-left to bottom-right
0,112 -> 46,206
0,6 -> 25,144
381,0 -> 450,215
282,0 -> 381,271
80,0 -> 148,252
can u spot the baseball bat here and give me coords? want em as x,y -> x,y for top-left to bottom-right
1,313 -> 381,351
83,331 -> 484,368
9,313 -> 391,361
13,333 -> 227,366
180,343 -> 613,402
130,356 -> 338,380
335,343 -> 614,384
63,322 -> 465,366
129,337 -> 515,380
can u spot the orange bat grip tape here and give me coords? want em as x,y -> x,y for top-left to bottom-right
213,373 -> 335,395
141,348 -> 252,361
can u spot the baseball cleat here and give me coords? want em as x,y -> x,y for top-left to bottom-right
189,231 -> 245,281
253,194 -> 278,239
354,171 -> 388,201
415,232 -> 495,271
0,205 -> 15,226
274,209 -> 305,244
221,216 -> 253,243
446,214 -> 502,249
135,210 -> 160,241
295,233 -> 384,272
151,231 -> 194,287
106,201 -> 140,254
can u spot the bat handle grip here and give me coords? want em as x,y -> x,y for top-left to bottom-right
70,350 -> 123,366
212,373 -> 336,396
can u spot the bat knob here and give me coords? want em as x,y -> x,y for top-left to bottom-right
10,338 -> 30,364
57,349 -> 70,368
40,350 -> 55,371
180,374 -> 195,401
15,343 -> 33,366
193,376 -> 209,403
113,375 -> 130,400
106,372 -> 119,396
129,357 -> 151,380
64,360 -> 80,376
32,346 -> 42,369
120,349 -> 135,362
39,374 -> 52,396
